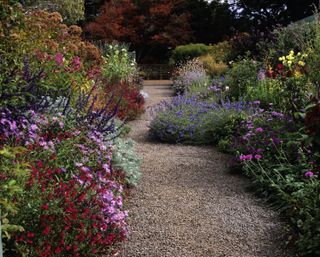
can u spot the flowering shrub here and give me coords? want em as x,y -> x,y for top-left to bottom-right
149,94 -> 256,144
231,109 -> 299,161
23,0 -> 85,24
100,43 -> 137,84
172,59 -> 209,95
0,110 -> 129,256
226,107 -> 320,256
101,81 -> 145,121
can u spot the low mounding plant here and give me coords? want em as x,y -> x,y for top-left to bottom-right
172,59 -> 209,95
198,55 -> 228,76
170,43 -> 210,65
112,138 -> 142,187
149,94 -> 256,144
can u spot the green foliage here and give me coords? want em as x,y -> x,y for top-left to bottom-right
224,59 -> 259,100
170,43 -> 210,65
198,55 -> 228,77
242,149 -> 320,256
112,138 -> 141,187
264,22 -> 316,67
207,41 -> 233,62
303,16 -> 320,88
0,147 -> 29,252
170,41 -> 234,66
245,78 -> 284,109
214,113 -> 247,151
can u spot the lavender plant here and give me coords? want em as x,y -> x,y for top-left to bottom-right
149,94 -> 257,144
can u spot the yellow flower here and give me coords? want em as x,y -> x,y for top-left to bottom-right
298,60 -> 306,67
294,70 -> 302,78
289,50 -> 294,55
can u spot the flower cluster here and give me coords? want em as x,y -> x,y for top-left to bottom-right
1,110 -> 130,256
267,50 -> 308,79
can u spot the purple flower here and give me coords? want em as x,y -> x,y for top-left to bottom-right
257,69 -> 266,80
305,171 -> 314,178
255,127 -> 264,133
239,154 -> 253,161
30,124 -> 39,131
253,100 -> 260,105
102,163 -> 111,174
254,154 -> 262,160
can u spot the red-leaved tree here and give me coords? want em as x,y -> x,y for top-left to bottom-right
84,0 -> 192,62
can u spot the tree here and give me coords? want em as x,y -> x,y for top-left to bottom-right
84,0 -> 105,22
230,0 -> 318,31
185,0 -> 235,44
85,0 -> 193,62
84,0 -> 144,44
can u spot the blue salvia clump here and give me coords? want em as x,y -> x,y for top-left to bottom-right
44,86 -> 124,139
149,94 -> 258,144
0,58 -> 48,114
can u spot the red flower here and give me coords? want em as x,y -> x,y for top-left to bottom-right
27,232 -> 35,238
41,203 -> 49,210
42,226 -> 51,236
277,63 -> 284,70
55,247 -> 62,254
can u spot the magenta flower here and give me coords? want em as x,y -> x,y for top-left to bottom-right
55,53 -> 64,66
254,154 -> 262,160
71,56 -> 82,71
255,127 -> 264,133
239,154 -> 253,161
305,171 -> 314,178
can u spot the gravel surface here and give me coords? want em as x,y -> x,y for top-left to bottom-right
120,80 -> 293,257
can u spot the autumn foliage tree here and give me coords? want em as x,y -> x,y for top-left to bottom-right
84,0 -> 192,62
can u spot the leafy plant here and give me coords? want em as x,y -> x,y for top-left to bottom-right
112,138 -> 141,187
224,59 -> 259,100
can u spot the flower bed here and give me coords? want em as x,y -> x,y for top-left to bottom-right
151,24 -> 320,255
0,2 -> 143,256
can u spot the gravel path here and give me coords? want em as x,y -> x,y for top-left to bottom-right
120,80 -> 293,257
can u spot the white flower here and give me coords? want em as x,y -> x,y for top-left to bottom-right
225,86 -> 230,91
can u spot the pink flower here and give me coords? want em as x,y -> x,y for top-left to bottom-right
254,154 -> 262,160
71,56 -> 82,71
305,171 -> 314,178
55,53 -> 64,66
255,127 -> 263,133
239,154 -> 253,161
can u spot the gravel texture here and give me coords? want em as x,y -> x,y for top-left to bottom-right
120,80 -> 293,257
